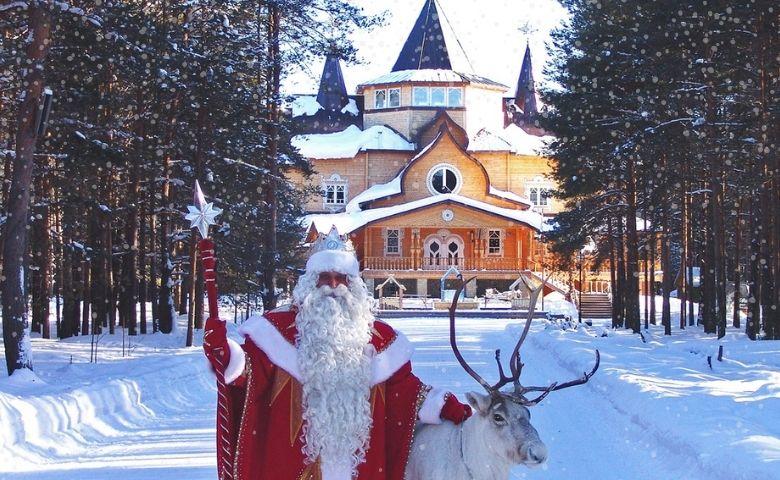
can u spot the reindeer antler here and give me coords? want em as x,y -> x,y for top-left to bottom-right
449,272 -> 600,406
448,277 -> 493,394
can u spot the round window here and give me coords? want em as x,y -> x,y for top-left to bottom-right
427,164 -> 462,195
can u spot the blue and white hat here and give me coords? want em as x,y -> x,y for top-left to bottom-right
305,226 -> 359,276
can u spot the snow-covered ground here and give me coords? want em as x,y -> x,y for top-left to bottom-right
1,298 -> 778,479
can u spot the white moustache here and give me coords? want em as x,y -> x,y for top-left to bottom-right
318,283 -> 350,297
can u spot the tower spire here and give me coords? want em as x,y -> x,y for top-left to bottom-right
514,44 -> 538,120
316,50 -> 349,111
393,0 -> 470,72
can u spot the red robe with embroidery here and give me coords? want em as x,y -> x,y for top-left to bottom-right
217,308 -> 433,480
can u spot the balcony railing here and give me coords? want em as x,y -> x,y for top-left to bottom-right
363,256 -> 524,272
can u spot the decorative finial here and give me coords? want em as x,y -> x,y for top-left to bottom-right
518,21 -> 538,41
185,180 -> 222,239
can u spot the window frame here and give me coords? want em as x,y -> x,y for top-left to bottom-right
374,89 -> 387,109
526,178 -> 553,209
384,228 -> 401,256
322,174 -> 348,209
412,86 -> 430,106
426,163 -> 463,195
388,87 -> 401,108
430,86 -> 446,106
447,87 -> 463,107
487,229 -> 503,256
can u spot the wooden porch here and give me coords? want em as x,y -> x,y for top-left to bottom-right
362,256 -> 525,272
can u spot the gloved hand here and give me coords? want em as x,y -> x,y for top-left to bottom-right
440,392 -> 473,424
204,317 -> 229,372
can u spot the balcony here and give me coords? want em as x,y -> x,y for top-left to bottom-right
363,256 -> 525,272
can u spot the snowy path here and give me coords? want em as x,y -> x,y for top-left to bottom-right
394,317 -> 706,480
1,315 -> 778,479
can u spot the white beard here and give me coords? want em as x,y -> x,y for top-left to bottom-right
293,273 -> 375,477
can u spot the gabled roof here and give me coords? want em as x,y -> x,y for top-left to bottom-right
305,193 -> 546,235
291,125 -> 415,159
316,53 -> 349,111
392,0 -> 474,73
358,69 -> 507,90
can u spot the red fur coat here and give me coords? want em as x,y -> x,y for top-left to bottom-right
212,307 -> 447,480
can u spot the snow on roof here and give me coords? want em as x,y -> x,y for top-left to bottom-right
469,128 -> 512,151
292,125 -> 415,160
469,124 -> 554,156
489,186 -> 533,207
359,69 -> 507,90
306,193 -> 545,235
345,175 -> 402,213
291,95 -> 323,117
341,98 -> 359,116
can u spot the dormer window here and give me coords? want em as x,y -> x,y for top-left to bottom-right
413,87 -> 429,106
412,86 -> 463,107
431,87 -> 446,106
374,89 -> 386,109
448,87 -> 463,106
388,88 -> 401,107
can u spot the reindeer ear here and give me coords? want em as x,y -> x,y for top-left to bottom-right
465,391 -> 491,415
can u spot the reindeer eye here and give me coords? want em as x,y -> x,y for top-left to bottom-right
493,414 -> 505,423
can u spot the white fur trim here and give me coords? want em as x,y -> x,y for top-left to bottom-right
418,387 -> 448,424
321,459 -> 352,480
224,338 -> 246,385
305,250 -> 359,276
371,330 -> 414,385
238,315 -> 413,387
239,315 -> 303,382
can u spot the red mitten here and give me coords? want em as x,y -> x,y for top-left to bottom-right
440,393 -> 473,425
203,317 -> 230,372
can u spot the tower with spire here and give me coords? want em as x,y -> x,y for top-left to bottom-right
504,44 -> 546,135
291,50 -> 362,135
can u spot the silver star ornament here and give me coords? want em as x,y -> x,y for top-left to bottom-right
185,180 -> 222,239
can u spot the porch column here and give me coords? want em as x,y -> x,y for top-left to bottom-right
465,277 -> 477,298
416,278 -> 427,298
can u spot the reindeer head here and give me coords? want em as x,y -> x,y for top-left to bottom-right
449,274 -> 599,467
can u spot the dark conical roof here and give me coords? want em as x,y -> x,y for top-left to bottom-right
392,0 -> 454,71
514,44 -> 538,119
316,53 -> 349,111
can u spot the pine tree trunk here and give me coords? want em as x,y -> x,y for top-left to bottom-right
746,196 -> 761,340
732,199 -> 742,329
139,206 -> 148,335
615,215 -> 627,328
680,176 -> 688,329
624,157 -> 641,333
31,166 -> 52,338
608,216 -> 620,328
81,258 -> 90,335
649,222 -> 656,325
149,212 -> 158,333
661,203 -> 671,336
260,4 -> 281,311
1,2 -> 52,375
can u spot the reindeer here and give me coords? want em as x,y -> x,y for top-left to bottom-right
405,275 -> 600,480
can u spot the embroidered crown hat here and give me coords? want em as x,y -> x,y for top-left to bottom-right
305,226 -> 359,276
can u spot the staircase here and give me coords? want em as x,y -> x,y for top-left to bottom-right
578,292 -> 612,318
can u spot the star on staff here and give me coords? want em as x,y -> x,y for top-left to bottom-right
185,180 -> 222,239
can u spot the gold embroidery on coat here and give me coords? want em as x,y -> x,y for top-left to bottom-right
270,369 -> 291,406
290,377 -> 304,446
